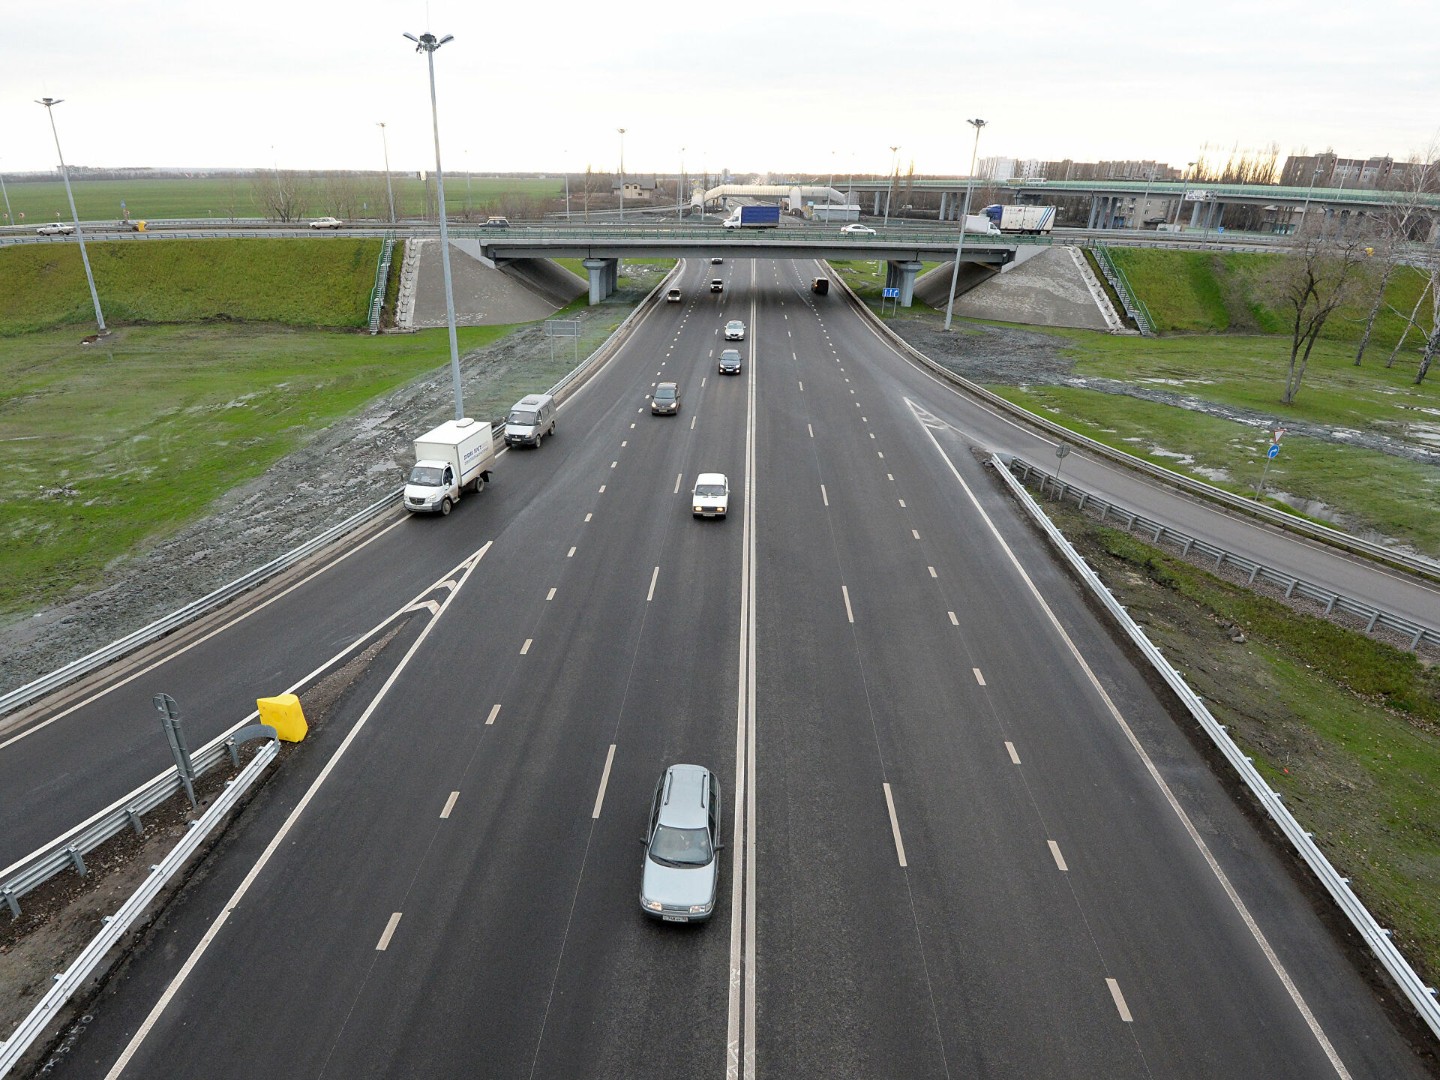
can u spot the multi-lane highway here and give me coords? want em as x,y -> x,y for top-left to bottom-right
10,259 -> 1432,1077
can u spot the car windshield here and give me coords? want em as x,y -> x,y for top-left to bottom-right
508,410 -> 537,425
408,465 -> 445,486
655,387 -> 676,400
695,484 -> 725,497
649,825 -> 713,867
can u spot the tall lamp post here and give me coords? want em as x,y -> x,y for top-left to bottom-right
0,164 -> 14,230
36,98 -> 105,334
883,145 -> 900,226
403,30 -> 466,421
1300,164 -> 1325,235
1172,160 -> 1196,227
617,127 -> 627,222
943,118 -> 987,331
678,146 -> 685,223
377,122 -> 397,224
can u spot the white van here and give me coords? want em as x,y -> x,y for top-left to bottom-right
504,393 -> 557,448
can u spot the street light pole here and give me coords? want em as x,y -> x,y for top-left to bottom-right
1300,164 -> 1324,235
1172,161 -> 1196,226
403,30 -> 466,421
0,164 -> 14,230
943,118 -> 987,331
36,97 -> 105,334
617,127 -> 627,222
679,146 -> 685,223
884,145 -> 899,226
377,122 -> 397,224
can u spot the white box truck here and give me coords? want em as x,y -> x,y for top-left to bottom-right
404,418 -> 494,516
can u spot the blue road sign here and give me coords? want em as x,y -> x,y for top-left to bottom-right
882,287 -> 900,299
1267,444 -> 1280,459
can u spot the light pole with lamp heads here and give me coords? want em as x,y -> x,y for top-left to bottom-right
617,127 -> 627,221
36,97 -> 105,334
943,118 -> 987,331
403,30 -> 466,420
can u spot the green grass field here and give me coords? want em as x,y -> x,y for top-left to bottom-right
0,238 -> 384,334
0,323 -> 530,616
0,175 -> 565,225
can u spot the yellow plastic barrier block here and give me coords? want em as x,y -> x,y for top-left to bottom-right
256,694 -> 308,742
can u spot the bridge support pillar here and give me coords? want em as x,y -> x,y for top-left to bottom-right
1087,196 -> 1098,230
894,261 -> 923,308
583,258 -> 617,305
939,191 -> 948,221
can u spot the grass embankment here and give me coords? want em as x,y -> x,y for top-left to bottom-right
0,239 -> 383,334
1052,503 -> 1440,983
0,323 -> 530,617
1,176 -> 564,224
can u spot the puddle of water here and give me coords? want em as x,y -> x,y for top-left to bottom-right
1192,466 -> 1232,482
1149,448 -> 1195,464
1138,377 -> 1216,386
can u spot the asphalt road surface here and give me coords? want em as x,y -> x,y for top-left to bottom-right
14,259 -> 1433,1078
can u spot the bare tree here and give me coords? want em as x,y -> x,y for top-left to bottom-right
1355,146 -> 1439,364
252,170 -> 309,222
1268,229 -> 1375,403
1418,272 -> 1440,384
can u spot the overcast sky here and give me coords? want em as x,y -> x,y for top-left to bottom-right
4,0 -> 1437,179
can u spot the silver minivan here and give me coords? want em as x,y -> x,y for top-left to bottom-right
504,393 -> 556,448
640,764 -> 722,923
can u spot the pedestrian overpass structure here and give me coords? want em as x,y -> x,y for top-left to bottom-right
455,222 -> 1026,306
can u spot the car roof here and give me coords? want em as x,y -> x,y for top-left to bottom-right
656,381 -> 678,391
720,348 -> 741,357
516,394 -> 551,407
696,472 -> 727,486
657,764 -> 711,829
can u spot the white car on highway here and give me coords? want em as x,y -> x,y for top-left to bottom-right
36,222 -> 75,235
308,216 -> 344,229
724,320 -> 746,341
841,223 -> 876,236
692,473 -> 730,519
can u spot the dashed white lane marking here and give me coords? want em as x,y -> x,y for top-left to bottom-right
928,566 -> 938,578
911,529 -> 920,540
869,433 -> 876,440
520,639 -> 533,655
440,791 -> 460,819
808,423 -> 814,438
883,783 -> 908,867
821,484 -> 829,507
887,473 -> 894,481
546,587 -> 556,601
647,566 -> 660,602
630,422 -> 636,429
675,473 -> 683,494
486,704 -> 501,726
1107,978 -> 1133,1022
691,416 -> 697,430
584,513 -> 593,522
599,485 -> 606,493
896,497 -> 904,506
798,380 -> 804,391
610,461 -> 617,469
974,668 -> 986,686
567,547 -> 576,558
1005,741 -> 1021,764
1049,840 -> 1069,872
878,451 -> 885,459
948,612 -> 959,626
842,585 -> 855,623
621,440 -> 628,448
593,743 -> 617,819
376,913 -> 403,951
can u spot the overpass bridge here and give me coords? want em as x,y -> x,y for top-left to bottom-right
455,222 -> 1022,306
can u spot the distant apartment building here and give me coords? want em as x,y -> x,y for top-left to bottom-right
1280,153 -> 1433,190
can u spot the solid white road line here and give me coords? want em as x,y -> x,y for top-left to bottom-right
104,544 -> 493,1079
842,586 -> 855,623
1006,741 -> 1021,765
376,913 -> 403,951
973,668 -> 986,686
1107,978 -> 1133,1022
904,397 -> 1351,1077
486,704 -> 501,726
647,566 -> 660,602
1049,840 -> 1069,872
520,639 -> 532,655
883,783 -> 908,867
440,792 -> 459,819
592,744 -> 617,819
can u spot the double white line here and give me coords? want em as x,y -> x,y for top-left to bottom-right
726,274 -> 760,1080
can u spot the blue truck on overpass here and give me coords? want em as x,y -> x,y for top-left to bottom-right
723,205 -> 781,228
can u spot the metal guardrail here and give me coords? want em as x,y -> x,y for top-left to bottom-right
989,452 -> 1440,1044
0,739 -> 280,1075
0,723 -> 276,918
1007,457 -> 1440,651
0,488 -> 404,719
1091,245 -> 1155,334
834,275 -> 1440,585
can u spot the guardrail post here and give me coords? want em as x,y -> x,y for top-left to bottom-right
66,846 -> 87,877
3,887 -> 20,919
225,736 -> 240,769
125,808 -> 144,835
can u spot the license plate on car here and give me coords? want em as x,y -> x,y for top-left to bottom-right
662,915 -> 688,923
